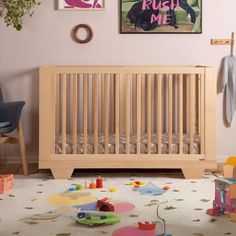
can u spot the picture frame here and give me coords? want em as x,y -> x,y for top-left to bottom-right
58,0 -> 105,10
120,0 -> 202,34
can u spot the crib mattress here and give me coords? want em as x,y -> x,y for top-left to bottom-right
55,133 -> 200,155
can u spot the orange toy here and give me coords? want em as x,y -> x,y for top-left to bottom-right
163,186 -> 170,190
89,181 -> 96,189
0,175 -> 14,194
138,221 -> 156,230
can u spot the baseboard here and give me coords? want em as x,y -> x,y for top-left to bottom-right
2,155 -> 38,164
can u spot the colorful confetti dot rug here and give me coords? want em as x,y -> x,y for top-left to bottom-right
0,172 -> 235,236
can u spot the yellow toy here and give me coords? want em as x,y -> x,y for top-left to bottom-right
109,187 -> 117,193
130,181 -> 145,188
224,157 -> 236,179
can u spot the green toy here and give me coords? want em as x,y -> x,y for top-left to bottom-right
74,211 -> 120,226
76,184 -> 83,190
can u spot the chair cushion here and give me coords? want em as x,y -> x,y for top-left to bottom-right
0,122 -> 14,135
0,122 -> 11,128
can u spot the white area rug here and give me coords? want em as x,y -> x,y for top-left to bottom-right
0,172 -> 235,236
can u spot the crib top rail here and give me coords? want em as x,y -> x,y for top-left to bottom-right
40,66 -> 209,75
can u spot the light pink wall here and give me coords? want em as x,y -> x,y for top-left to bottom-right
0,0 -> 236,162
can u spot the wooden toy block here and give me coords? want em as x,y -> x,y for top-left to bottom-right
229,184 -> 236,198
224,165 -> 236,179
0,175 -> 14,194
207,178 -> 236,219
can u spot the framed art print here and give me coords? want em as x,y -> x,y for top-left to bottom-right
59,0 -> 105,10
120,0 -> 202,34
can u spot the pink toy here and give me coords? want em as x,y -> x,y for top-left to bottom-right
207,178 -> 236,217
0,175 -> 14,194
113,226 -> 155,236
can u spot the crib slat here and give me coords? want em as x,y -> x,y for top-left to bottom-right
168,74 -> 173,154
132,76 -> 137,134
178,74 -> 183,154
198,75 -> 201,135
147,74 -> 152,154
189,74 -> 195,154
55,74 -> 60,139
104,74 -> 109,154
157,74 -> 162,154
72,74 -> 78,154
137,74 -> 141,154
141,76 -> 146,133
62,74 -> 67,154
101,73 -> 104,132
186,78 -> 190,135
93,74 -> 98,154
115,74 -> 120,154
126,74 -> 130,154
110,75 -> 115,133
51,74 -> 56,154
200,74 -> 205,154
83,74 -> 88,154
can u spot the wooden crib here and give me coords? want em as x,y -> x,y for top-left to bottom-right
39,66 -> 216,179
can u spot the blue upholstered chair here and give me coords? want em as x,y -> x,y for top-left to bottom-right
0,88 -> 28,175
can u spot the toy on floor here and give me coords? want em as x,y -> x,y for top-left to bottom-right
96,197 -> 135,213
74,211 -> 120,226
88,177 -> 104,189
156,201 -> 172,236
0,174 -> 14,194
97,198 -> 114,212
162,186 -> 170,190
112,201 -> 172,236
138,222 -> 156,230
109,187 -> 117,192
206,178 -> 236,219
76,184 -> 83,190
133,182 -> 166,196
68,186 -> 76,191
96,176 -> 103,188
223,156 -> 236,179
89,180 -> 96,189
130,181 -> 145,188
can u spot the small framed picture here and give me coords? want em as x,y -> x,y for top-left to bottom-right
58,0 -> 105,10
120,0 -> 202,34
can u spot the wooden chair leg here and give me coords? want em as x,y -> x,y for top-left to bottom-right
17,120 -> 28,176
0,136 -> 2,171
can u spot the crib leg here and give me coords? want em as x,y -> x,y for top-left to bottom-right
181,168 -> 205,179
51,168 -> 74,179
